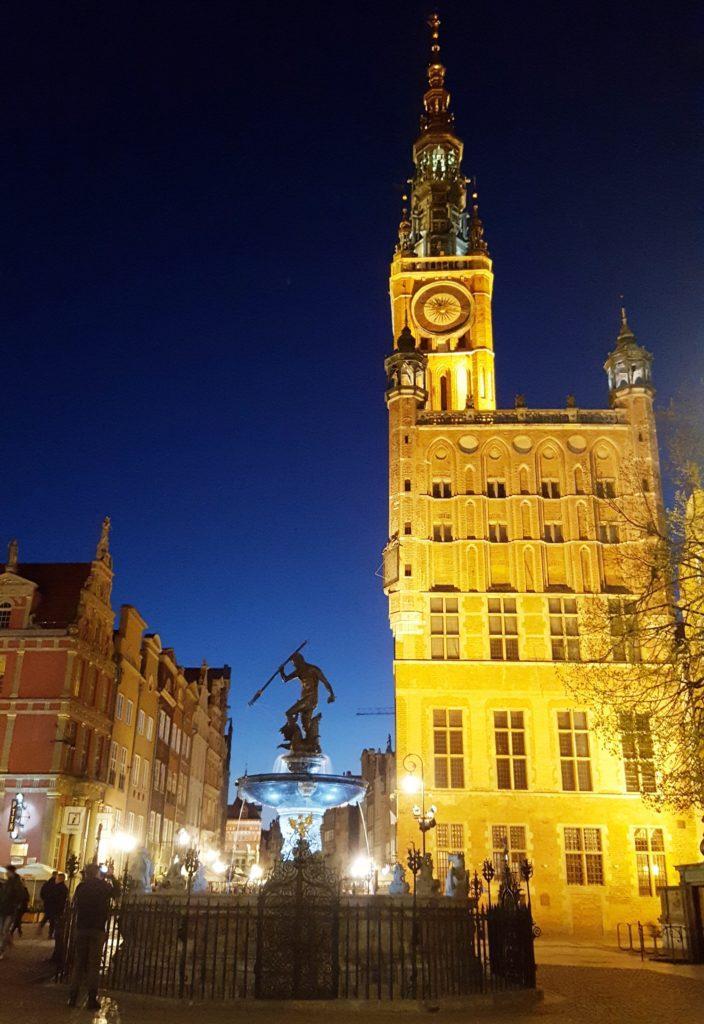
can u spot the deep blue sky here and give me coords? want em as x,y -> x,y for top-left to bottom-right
3,2 -> 702,786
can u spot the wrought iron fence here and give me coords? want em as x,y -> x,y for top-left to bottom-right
60,890 -> 535,1001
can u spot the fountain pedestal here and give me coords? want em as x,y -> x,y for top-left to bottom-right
238,751 -> 367,858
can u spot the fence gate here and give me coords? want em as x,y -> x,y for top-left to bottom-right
255,852 -> 339,999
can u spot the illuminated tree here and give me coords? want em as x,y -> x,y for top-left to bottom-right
566,399 -> 704,812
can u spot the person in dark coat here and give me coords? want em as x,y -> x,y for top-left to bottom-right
67,864 -> 113,1009
38,871 -> 58,937
10,879 -> 29,937
0,865 -> 26,957
48,873 -> 69,968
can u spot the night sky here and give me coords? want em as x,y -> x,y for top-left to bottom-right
4,2 -> 702,786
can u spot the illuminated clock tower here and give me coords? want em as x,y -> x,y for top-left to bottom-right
390,13 -> 495,414
383,15 -> 699,939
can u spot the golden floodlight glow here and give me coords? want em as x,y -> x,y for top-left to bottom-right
401,772 -> 422,795
113,831 -> 137,854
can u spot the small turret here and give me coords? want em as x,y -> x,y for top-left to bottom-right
385,324 -> 427,407
604,307 -> 653,397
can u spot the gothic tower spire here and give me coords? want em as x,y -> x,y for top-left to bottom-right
406,13 -> 470,258
388,14 -> 495,413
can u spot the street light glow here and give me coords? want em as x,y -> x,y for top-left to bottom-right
113,831 -> 137,854
349,855 -> 374,879
401,773 -> 422,795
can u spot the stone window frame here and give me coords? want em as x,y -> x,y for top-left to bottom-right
488,597 -> 519,661
564,826 -> 604,886
430,596 -> 460,660
432,708 -> 465,789
493,710 -> 528,790
557,710 -> 593,791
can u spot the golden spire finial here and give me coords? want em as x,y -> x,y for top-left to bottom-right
428,12 -> 441,59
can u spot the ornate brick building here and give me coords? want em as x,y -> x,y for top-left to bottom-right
383,18 -> 699,936
0,522 -> 232,877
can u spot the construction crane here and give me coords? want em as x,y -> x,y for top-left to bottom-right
356,706 -> 394,716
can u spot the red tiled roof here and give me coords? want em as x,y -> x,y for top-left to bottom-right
3,562 -> 92,628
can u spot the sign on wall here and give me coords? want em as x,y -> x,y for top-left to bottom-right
61,806 -> 86,836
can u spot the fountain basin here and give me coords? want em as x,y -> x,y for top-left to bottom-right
238,772 -> 366,812
238,752 -> 367,859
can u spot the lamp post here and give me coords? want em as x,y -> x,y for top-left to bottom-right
401,753 -> 437,856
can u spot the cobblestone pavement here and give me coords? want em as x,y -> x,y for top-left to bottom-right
0,935 -> 702,1024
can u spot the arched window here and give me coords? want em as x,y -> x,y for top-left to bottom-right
580,548 -> 593,592
440,374 -> 450,411
519,466 -> 530,495
574,465 -> 586,495
0,602 -> 11,629
521,502 -> 532,539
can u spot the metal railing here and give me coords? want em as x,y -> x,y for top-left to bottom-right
61,893 -> 536,1001
616,921 -> 690,961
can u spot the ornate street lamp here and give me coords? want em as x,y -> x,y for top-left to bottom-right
401,753 -> 437,856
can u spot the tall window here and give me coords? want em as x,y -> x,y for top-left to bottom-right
488,521 -> 508,543
549,598 -> 580,661
543,522 -> 564,543
595,479 -> 616,499
84,667 -> 96,705
620,714 -> 656,793
142,759 -> 150,789
608,598 -> 640,662
430,597 -> 460,659
440,374 -> 450,411
432,524 -> 453,542
132,753 -> 141,787
147,811 -> 156,843
432,479 -> 452,498
109,741 -> 118,785
137,709 -> 145,735
127,811 -> 135,835
0,603 -> 11,628
436,823 -> 465,880
494,711 -> 528,789
77,728 -> 90,774
564,827 -> 604,885
541,480 -> 561,498
557,711 -> 592,791
125,699 -> 134,726
61,721 -> 78,772
92,735 -> 105,780
118,746 -> 127,791
489,598 -> 519,661
487,479 -> 507,498
491,825 -> 527,878
146,716 -> 154,741
634,828 -> 667,896
433,709 -> 465,788
598,523 -> 619,543
115,693 -> 124,721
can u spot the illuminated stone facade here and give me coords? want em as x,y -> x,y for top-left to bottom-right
383,21 -> 699,937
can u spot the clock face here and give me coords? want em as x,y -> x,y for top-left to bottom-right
412,281 -> 472,337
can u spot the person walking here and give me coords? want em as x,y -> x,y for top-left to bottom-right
47,873 -> 69,968
38,871 -> 58,937
67,864 -> 112,1009
0,865 -> 26,958
10,878 -> 29,937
